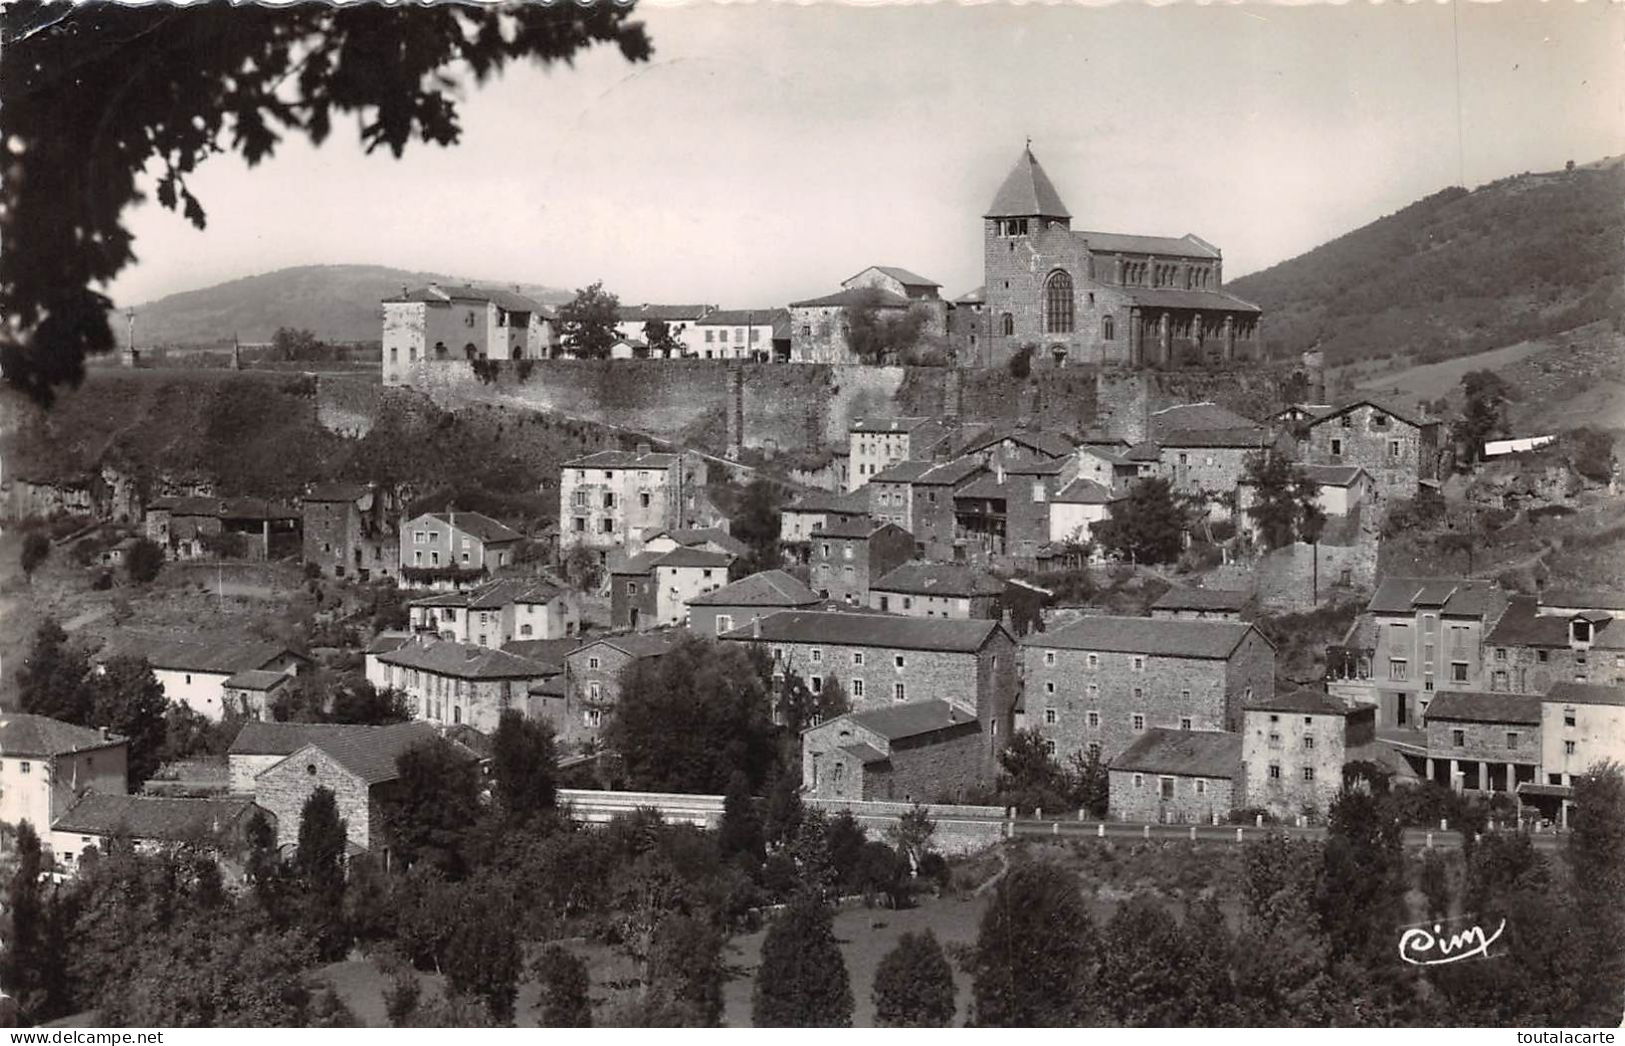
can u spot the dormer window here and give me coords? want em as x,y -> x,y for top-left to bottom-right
1572,618 -> 1593,644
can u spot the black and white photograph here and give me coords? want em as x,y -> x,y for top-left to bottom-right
0,0 -> 1622,1030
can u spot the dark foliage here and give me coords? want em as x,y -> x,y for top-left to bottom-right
18,617 -> 97,724
381,736 -> 484,878
124,538 -> 164,583
20,530 -> 49,579
1093,477 -> 1190,566
533,944 -> 593,1027
872,929 -> 956,1027
967,860 -> 1096,1026
558,281 -> 622,359
490,708 -> 558,822
91,655 -> 169,789
294,787 -> 351,961
752,891 -> 853,1027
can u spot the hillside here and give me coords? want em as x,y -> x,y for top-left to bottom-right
113,264 -> 573,346
1230,157 -> 1625,368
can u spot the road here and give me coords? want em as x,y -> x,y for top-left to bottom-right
993,817 -> 1572,852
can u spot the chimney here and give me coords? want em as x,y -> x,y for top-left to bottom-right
994,461 -> 1005,485
752,615 -> 762,639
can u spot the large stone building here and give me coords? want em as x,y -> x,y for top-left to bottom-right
1540,682 -> 1625,793
0,713 -> 127,837
558,631 -> 686,748
1302,399 -> 1441,500
1240,687 -> 1375,820
980,147 -> 1261,371
848,417 -> 950,492
809,519 -> 916,605
687,569 -> 822,637
558,447 -> 708,554
302,482 -> 400,582
1420,690 -> 1543,794
373,635 -> 555,733
1108,729 -> 1240,824
1024,615 -> 1275,766
398,511 -> 521,586
1484,590 -> 1625,695
381,283 -> 555,385
408,579 -> 580,647
790,268 -> 948,365
802,700 -> 987,803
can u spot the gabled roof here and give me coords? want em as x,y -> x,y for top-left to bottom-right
1152,587 -> 1250,613
960,427 -> 1077,459
1120,287 -> 1259,313
1545,682 -> 1625,708
813,518 -> 909,541
872,562 -> 1006,599
229,720 -> 389,757
691,309 -> 779,327
303,482 -> 372,503
688,569 -> 820,608
646,527 -> 751,558
871,461 -> 938,484
1367,577 -> 1507,619
1150,402 -> 1259,435
790,288 -> 912,309
1076,230 -> 1222,260
133,635 -> 303,675
914,457 -> 987,487
0,713 -> 124,758
847,699 -> 978,742
51,794 -> 260,842
985,147 -> 1071,219
1027,615 -> 1260,659
412,579 -> 565,611
382,284 -> 546,314
1245,687 -> 1352,716
277,722 -> 478,787
651,547 -> 735,570
563,449 -> 681,470
415,511 -> 521,545
841,742 -> 890,765
1423,691 -> 1542,725
1110,729 -> 1240,778
1300,465 -> 1368,487
1052,478 -> 1118,505
619,304 -> 714,323
222,669 -> 292,691
1158,427 -> 1273,449
1306,398 -> 1430,430
503,637 -> 586,667
1123,441 -> 1163,463
850,416 -> 935,435
366,631 -> 413,656
954,286 -> 986,305
1540,589 -> 1625,612
377,638 -> 553,680
569,629 -> 687,661
785,489 -> 871,515
847,266 -> 940,290
610,551 -> 665,577
722,611 -> 1005,654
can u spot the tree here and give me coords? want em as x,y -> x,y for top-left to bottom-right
1419,847 -> 1452,921
886,803 -> 936,875
1566,761 -> 1625,1025
0,2 -> 652,405
18,617 -> 96,724
641,319 -> 682,359
775,667 -> 849,737
1242,452 -> 1325,550
1068,746 -> 1110,820
2,822 -> 48,1022
643,913 -> 726,1026
763,767 -> 804,851
872,929 -> 956,1027
20,530 -> 49,581
327,680 -> 411,725
605,636 -> 775,793
560,542 -> 605,592
1562,426 -> 1616,485
125,538 -> 164,583
1093,477 -> 1189,565
719,769 -> 765,864
558,281 -> 623,359
91,655 -> 169,789
271,326 -> 323,361
843,290 -> 926,364
382,737 -> 483,878
1456,369 -> 1515,466
294,787 -> 350,961
1316,788 -> 1404,963
533,944 -> 593,1027
490,708 -> 558,822
994,729 -> 1071,814
1096,896 -> 1198,1025
752,891 -> 853,1027
966,860 -> 1095,1026
730,478 -> 783,575
445,887 -> 523,1025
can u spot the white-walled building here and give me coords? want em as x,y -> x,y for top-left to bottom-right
558,447 -> 707,553
408,579 -> 581,648
382,284 -> 555,385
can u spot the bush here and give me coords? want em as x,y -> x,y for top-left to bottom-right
126,538 -> 164,583
1007,343 -> 1035,380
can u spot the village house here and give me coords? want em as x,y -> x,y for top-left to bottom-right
651,547 -> 734,627
689,309 -> 784,361
558,446 -> 708,554
373,635 -> 555,732
99,635 -> 310,722
1531,682 -> 1625,824
910,457 -> 988,560
687,569 -> 821,637
1483,590 -> 1625,695
609,551 -> 663,631
1108,729 -> 1241,824
226,721 -> 392,794
301,481 -> 400,581
48,794 -> 264,876
220,669 -> 294,720
868,461 -> 936,531
959,427 -> 1078,473
380,283 -> 555,385
1075,440 -> 1144,491
809,519 -> 916,605
1329,577 -> 1509,730
802,700 -> 987,803
869,562 -> 1006,620
0,713 -> 128,836
642,527 -> 749,559
254,720 -> 481,859
408,579 -> 581,648
779,488 -> 869,550
847,417 -> 951,491
558,631 -> 686,749
785,447 -> 851,494
1419,690 -> 1543,795
946,285 -> 990,366
720,612 -> 1018,770
145,495 -> 301,561
790,268 -> 947,366
1240,687 -> 1375,820
398,510 -> 522,588
1237,464 -> 1373,542
1047,477 -> 1119,548
1023,615 -> 1276,767
1150,407 -> 1282,510
613,304 -> 715,357
1150,587 -> 1250,621
952,458 -> 1081,567
1302,398 -> 1441,499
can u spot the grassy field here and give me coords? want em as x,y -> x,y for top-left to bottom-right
1354,339 -> 1549,402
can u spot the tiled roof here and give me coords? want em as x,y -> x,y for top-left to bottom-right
790,288 -> 912,309
1121,287 -> 1260,313
871,461 -> 937,484
420,511 -> 520,544
955,474 -> 1014,500
1110,729 -> 1240,778
1123,441 -> 1163,462
0,713 -> 123,757
222,669 -> 291,691
1027,615 -> 1258,659
1301,465 -> 1367,487
954,286 -> 986,305
1545,682 -> 1625,708
1245,687 -> 1351,716
848,699 -> 978,742
1484,597 -> 1625,649
149,496 -> 298,521
1158,427 -> 1272,449
688,569 -> 820,608
1150,402 -> 1259,434
649,528 -> 751,558
652,547 -> 735,570
304,482 -> 372,503
846,266 -> 941,290
618,304 -> 714,323
692,309 -> 778,326
840,742 -> 890,765
850,416 -> 935,435
985,147 -> 1071,218
914,458 -> 987,487
722,611 -> 1004,654
52,794 -> 259,841
503,637 -> 586,667
1367,577 -> 1507,618
127,635 -> 302,675
812,518 -> 895,540
1053,478 -> 1117,504
1152,587 -> 1250,613
365,631 -> 413,656
610,551 -> 665,577
377,638 -> 553,680
1423,691 -> 1541,725
413,579 -> 563,611
1076,229 -> 1221,259
872,563 -> 1005,599
785,489 -> 871,515
283,721 -> 478,786
563,449 -> 681,470
1541,589 -> 1625,612
1307,398 -> 1429,431
961,427 -> 1077,459
571,629 -> 687,661
229,720 -> 386,756
383,284 -> 547,313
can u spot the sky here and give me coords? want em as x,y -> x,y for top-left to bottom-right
106,0 -> 1624,309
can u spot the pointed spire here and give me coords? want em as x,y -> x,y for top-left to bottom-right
984,144 -> 1071,220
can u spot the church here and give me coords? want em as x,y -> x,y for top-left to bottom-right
960,147 -> 1262,370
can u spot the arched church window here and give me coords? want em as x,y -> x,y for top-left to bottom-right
1000,313 -> 1015,337
1044,271 -> 1074,334
1102,315 -> 1116,341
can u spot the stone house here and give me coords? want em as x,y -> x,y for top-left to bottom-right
558,631 -> 686,748
1155,428 -> 1280,512
373,635 -> 554,733
613,304 -> 715,358
398,511 -> 521,588
558,447 -> 708,554
380,283 -> 554,385
1047,478 -> 1119,547
220,669 -> 294,720
910,457 -> 988,560
802,700 -> 987,803
1075,441 -> 1144,491
254,720 -> 480,859
0,713 -> 127,837
609,551 -> 663,631
687,569 -> 821,637
651,547 -> 734,627
1023,615 -> 1276,767
1241,687 -> 1374,820
847,417 -> 950,492
809,519 -> 916,605
226,720 -> 396,794
1302,398 -> 1440,500
1150,587 -> 1249,622
408,579 -> 581,648
145,495 -> 301,561
1237,464 -> 1372,542
785,447 -> 851,494
1108,729 -> 1241,824
720,611 -> 1018,774
960,427 -> 1078,473
1538,682 -> 1625,802
642,527 -> 749,559
111,635 -> 310,722
1484,591 -> 1625,695
789,287 -> 916,365
301,481 -> 400,582
952,458 -> 1080,566
947,286 -> 990,366
1421,691 -> 1542,795
48,794 -> 264,877
868,461 -> 936,531
869,562 -> 1006,620
779,488 -> 870,549
689,309 -> 783,361
843,265 -> 948,333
